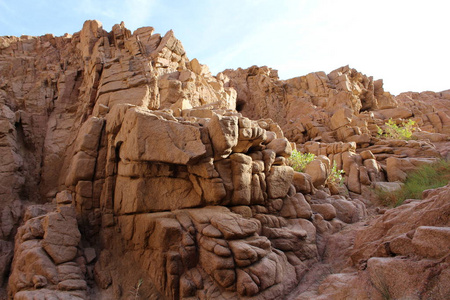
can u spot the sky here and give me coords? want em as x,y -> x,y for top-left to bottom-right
1,0 -> 449,95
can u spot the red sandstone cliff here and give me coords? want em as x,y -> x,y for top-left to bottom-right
0,20 -> 449,300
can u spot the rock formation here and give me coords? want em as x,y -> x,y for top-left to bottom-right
0,20 -> 241,299
223,65 -> 450,144
224,65 -> 450,197
0,20 -> 449,300
291,184 -> 450,300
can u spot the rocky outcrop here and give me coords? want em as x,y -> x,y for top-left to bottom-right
224,65 -> 450,146
0,20 -> 369,300
223,65 -> 395,144
1,20 -> 449,300
224,65 -> 449,195
93,104 -> 323,299
223,65 -> 449,300
351,184 -> 450,265
0,19 -> 236,208
297,141 -> 384,195
395,90 -> 450,135
0,20 -> 240,299
293,184 -> 450,300
8,205 -> 86,299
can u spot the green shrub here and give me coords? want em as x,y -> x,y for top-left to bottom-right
327,161 -> 345,186
288,150 -> 315,172
375,159 -> 450,207
377,119 -> 417,140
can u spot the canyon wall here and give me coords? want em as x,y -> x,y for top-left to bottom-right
1,20 -> 238,299
1,20 -> 449,300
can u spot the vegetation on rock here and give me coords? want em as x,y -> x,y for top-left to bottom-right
375,159 -> 450,206
287,150 -> 315,172
327,161 -> 345,186
377,119 -> 417,140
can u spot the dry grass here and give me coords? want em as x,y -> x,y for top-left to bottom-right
375,159 -> 450,207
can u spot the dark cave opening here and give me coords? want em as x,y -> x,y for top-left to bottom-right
236,99 -> 246,112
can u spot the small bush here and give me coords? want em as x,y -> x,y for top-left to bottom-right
377,119 -> 417,140
327,161 -> 344,186
288,150 -> 315,172
375,159 -> 450,207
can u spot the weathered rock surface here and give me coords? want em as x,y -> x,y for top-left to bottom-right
1,20 -> 331,299
0,20 -> 241,299
1,20 -> 449,300
94,101 -> 327,299
224,65 -> 450,145
351,184 -> 450,265
291,184 -> 450,300
8,205 -> 86,299
224,65 -> 448,193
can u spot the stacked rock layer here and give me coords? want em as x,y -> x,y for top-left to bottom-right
1,20 -> 449,300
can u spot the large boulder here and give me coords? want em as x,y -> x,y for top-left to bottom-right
42,207 -> 81,264
115,107 -> 207,164
304,159 -> 328,188
8,206 -> 86,298
411,226 -> 450,258
292,172 -> 315,194
206,113 -> 239,159
351,184 -> 450,265
266,166 -> 294,199
114,176 -> 202,214
330,108 -> 352,130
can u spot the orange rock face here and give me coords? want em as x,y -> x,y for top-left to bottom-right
1,20 -> 449,300
224,65 -> 450,146
1,20 -> 320,299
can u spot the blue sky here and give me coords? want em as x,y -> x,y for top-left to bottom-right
1,0 -> 449,95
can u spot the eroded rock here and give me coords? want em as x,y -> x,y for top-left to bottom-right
1,19 -> 449,300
